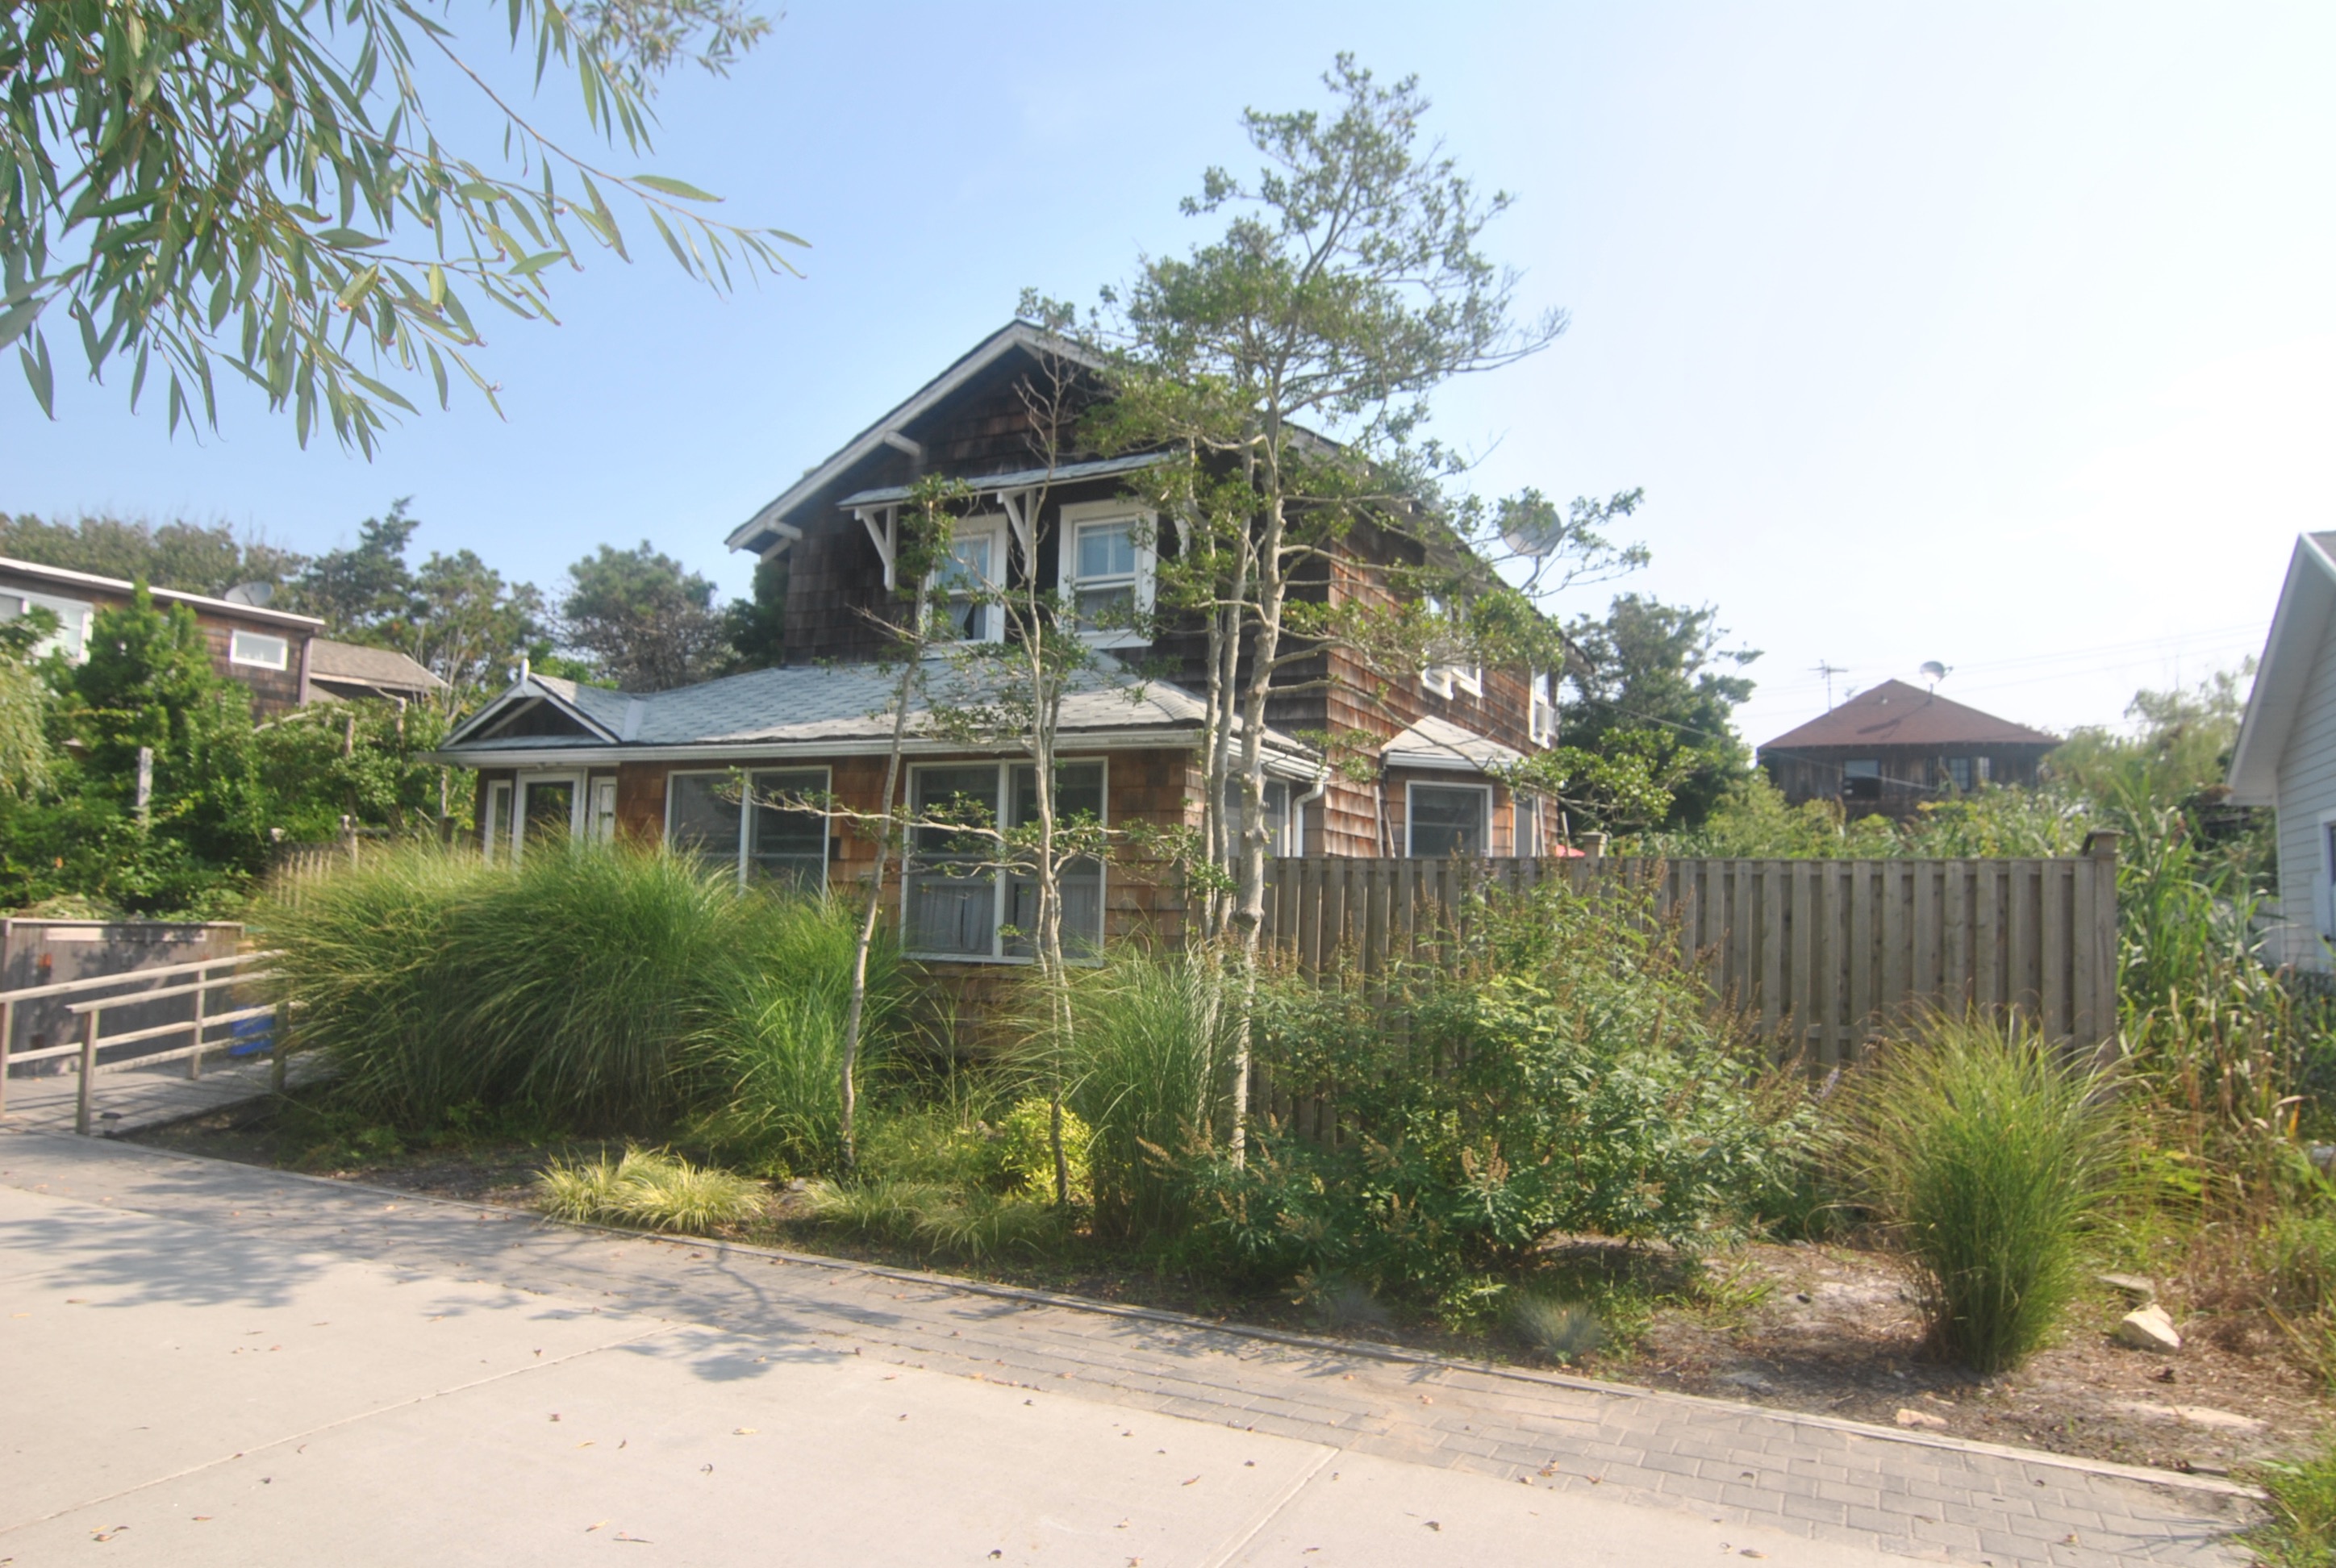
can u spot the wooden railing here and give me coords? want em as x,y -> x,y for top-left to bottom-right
0,952 -> 285,1133
1261,835 -> 2122,1054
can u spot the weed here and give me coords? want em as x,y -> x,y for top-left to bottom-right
1512,1295 -> 1607,1365
2246,1440 -> 2336,1568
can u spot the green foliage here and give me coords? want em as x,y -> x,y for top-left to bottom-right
724,552 -> 789,672
801,1098 -> 1071,1261
1557,594 -> 1758,832
538,1147 -> 764,1233
4,0 -> 801,450
1510,1294 -> 1606,1365
1842,1018 -> 2121,1373
1191,883 -> 1808,1307
1052,949 -> 1241,1236
995,1095 -> 1092,1204
2246,1439 -> 2336,1568
559,542 -> 732,691
687,899 -> 904,1177
260,844 -> 857,1128
0,511 -> 302,595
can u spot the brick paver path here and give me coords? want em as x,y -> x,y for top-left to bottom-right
0,1129 -> 2255,1566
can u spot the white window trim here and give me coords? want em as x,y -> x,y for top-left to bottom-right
1420,597 -> 1480,699
2317,807 -> 2336,938
1057,498 -> 1157,649
1405,780 -> 1495,859
929,514 -> 1010,648
1529,671 -> 1558,746
588,778 -> 618,844
901,757 -> 1110,964
662,765 -> 832,893
228,628 -> 290,671
483,779 -> 513,865
511,770 -> 586,863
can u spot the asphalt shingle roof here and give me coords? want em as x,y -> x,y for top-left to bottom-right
1760,679 -> 2060,753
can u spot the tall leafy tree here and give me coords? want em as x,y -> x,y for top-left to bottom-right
411,548 -> 547,703
288,501 -> 423,636
2,0 -> 804,451
724,553 -> 788,670
558,541 -> 729,690
1558,594 -> 1758,830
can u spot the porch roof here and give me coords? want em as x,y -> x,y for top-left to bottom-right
1382,713 -> 1523,775
428,659 -> 1316,774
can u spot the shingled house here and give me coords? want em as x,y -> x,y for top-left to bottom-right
1758,679 -> 2060,819
430,323 -> 1565,965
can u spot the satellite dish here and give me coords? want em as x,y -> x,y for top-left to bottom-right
223,582 -> 275,607
1499,497 -> 1568,558
1919,660 -> 1949,687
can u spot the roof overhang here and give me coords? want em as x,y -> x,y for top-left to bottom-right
836,452 -> 1167,510
2229,534 -> 2336,805
423,728 -> 1318,777
0,556 -> 325,632
443,678 -> 623,747
724,321 -> 1108,556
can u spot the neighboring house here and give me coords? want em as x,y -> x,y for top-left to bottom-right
1758,679 -> 2060,819
429,322 -> 1564,965
2227,532 -> 2335,970
306,639 -> 447,706
0,555 -> 324,714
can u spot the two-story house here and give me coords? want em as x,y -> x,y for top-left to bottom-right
428,323 -> 1559,964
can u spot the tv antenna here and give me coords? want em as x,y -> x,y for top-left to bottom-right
1919,660 -> 1950,692
1812,659 -> 1850,710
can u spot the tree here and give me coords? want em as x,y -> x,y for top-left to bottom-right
288,501 -> 423,636
1558,594 -> 1758,830
0,511 -> 302,595
411,549 -> 549,703
558,541 -> 730,690
2,0 -> 804,451
1093,57 -> 1568,1154
724,553 -> 789,670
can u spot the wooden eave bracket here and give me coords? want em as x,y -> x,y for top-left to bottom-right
998,488 -> 1037,573
854,504 -> 901,590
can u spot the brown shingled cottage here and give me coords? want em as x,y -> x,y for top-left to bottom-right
1757,679 -> 2060,819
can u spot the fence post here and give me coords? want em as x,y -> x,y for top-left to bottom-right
0,993 -> 10,1116
2082,828 -> 2122,1050
73,1007 -> 98,1136
188,962 -> 207,1080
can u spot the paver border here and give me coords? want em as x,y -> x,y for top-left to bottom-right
8,1125 -> 2270,1503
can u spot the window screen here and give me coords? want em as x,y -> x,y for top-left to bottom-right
1409,784 -> 1490,858
748,769 -> 828,893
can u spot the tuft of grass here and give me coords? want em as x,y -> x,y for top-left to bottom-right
1512,1294 -> 1607,1364
1844,1017 -> 2122,1374
1042,949 -> 1240,1240
536,1148 -> 764,1233
801,1175 -> 1065,1262
2246,1441 -> 2336,1568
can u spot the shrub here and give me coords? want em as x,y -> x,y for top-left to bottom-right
261,844 -> 887,1136
1191,881 -> 1807,1306
995,1094 -> 1092,1204
1512,1295 -> 1606,1365
538,1147 -> 765,1233
1844,1017 -> 2121,1373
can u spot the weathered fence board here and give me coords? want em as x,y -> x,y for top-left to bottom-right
1260,836 -> 2122,1051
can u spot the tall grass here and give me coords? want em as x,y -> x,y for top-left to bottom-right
1045,949 -> 1240,1240
261,844 -> 894,1143
538,1146 -> 765,1232
1845,1017 -> 2122,1373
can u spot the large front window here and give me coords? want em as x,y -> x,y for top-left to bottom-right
665,768 -> 831,893
904,760 -> 1106,960
1408,782 -> 1491,858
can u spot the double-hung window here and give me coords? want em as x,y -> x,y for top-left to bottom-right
1420,596 -> 1481,699
665,767 -> 831,894
1529,671 -> 1559,745
1058,501 -> 1155,646
904,760 -> 1106,960
932,517 -> 1007,644
1220,777 -> 1296,856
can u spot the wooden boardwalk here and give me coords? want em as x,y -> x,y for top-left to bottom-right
0,1054 -> 319,1137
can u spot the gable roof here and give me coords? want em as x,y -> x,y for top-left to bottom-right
430,657 -> 1315,772
1759,679 -> 2060,754
1383,714 -> 1524,775
307,638 -> 447,696
0,556 -> 323,632
2227,532 -> 2336,805
724,321 -> 1107,557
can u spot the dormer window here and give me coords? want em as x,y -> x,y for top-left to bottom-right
932,516 -> 1007,644
1530,671 -> 1558,745
1058,500 -> 1154,646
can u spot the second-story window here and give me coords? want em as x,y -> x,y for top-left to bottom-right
1529,671 -> 1559,745
230,629 -> 290,670
1421,595 -> 1481,699
1059,500 -> 1154,646
933,517 -> 1007,644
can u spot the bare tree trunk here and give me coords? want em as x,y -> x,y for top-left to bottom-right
841,654 -> 920,1177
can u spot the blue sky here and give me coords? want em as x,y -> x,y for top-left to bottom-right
6,2 -> 2332,746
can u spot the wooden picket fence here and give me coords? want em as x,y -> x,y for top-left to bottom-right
1260,835 -> 2122,1057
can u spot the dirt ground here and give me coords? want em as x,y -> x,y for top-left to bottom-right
129,1111 -> 2334,1474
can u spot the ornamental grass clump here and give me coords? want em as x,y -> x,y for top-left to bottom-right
1845,1017 -> 2122,1374
538,1147 -> 764,1233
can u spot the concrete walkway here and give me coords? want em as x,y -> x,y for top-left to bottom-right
0,1132 -> 2256,1566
